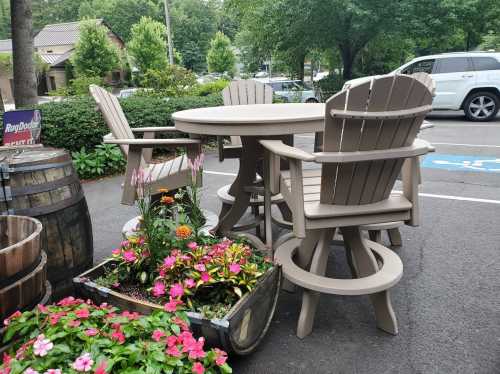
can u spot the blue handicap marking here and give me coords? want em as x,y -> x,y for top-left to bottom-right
422,154 -> 500,173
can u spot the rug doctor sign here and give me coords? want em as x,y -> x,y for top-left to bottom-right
2,109 -> 42,146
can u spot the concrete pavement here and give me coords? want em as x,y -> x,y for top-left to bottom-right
82,112 -> 500,374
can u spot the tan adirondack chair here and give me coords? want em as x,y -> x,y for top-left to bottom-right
90,85 -> 202,205
217,80 -> 288,232
261,74 -> 433,338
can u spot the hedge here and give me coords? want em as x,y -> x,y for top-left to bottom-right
0,94 -> 223,152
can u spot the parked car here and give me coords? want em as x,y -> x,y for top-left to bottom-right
343,52 -> 500,121
254,78 -> 320,103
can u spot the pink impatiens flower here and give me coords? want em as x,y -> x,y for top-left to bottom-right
163,256 -> 176,269
72,352 -> 94,372
33,334 -> 54,357
122,250 -> 137,263
164,297 -> 183,312
43,370 -> 61,374
192,362 -> 205,374
111,330 -> 125,344
152,281 -> 166,297
194,263 -> 206,272
75,308 -> 90,319
214,348 -> 228,366
84,328 -> 98,337
200,272 -> 211,283
151,329 -> 165,342
169,283 -> 184,298
111,248 -> 121,256
24,368 -> 39,374
187,242 -> 198,250
166,345 -> 182,358
93,361 -> 107,374
229,263 -> 241,274
184,278 -> 196,288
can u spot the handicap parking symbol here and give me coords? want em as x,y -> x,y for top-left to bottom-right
422,154 -> 500,173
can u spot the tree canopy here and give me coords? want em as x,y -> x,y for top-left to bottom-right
207,31 -> 235,74
71,19 -> 120,78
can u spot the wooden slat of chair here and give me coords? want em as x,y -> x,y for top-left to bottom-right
332,81 -> 371,205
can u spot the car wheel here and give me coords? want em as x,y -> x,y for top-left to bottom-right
306,98 -> 318,103
464,91 -> 499,121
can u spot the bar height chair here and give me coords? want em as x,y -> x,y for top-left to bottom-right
261,75 -> 433,338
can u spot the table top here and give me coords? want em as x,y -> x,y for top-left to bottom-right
173,103 -> 325,136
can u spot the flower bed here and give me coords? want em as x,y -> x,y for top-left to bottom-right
74,164 -> 281,355
0,297 -> 231,374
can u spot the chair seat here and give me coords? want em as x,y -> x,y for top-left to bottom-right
275,237 -> 403,295
281,169 -> 412,219
144,154 -> 191,191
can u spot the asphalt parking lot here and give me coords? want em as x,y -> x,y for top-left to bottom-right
83,111 -> 500,374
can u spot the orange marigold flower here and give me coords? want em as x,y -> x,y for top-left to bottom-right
158,188 -> 168,193
175,225 -> 192,239
160,195 -> 174,205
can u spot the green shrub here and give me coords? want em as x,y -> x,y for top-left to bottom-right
72,143 -> 126,179
0,94 -> 223,152
191,79 -> 230,96
140,65 -> 197,97
313,73 -> 345,101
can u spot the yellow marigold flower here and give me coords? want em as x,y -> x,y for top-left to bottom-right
158,188 -> 169,193
175,225 -> 192,239
160,195 -> 174,205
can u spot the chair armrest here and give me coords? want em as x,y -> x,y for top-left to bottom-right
330,104 -> 432,120
313,139 -> 432,164
259,140 -> 315,162
104,138 -> 200,148
131,127 -> 180,133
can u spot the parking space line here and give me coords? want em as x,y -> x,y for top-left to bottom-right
204,169 -> 500,205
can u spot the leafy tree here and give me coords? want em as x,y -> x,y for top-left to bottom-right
127,17 -> 168,74
170,0 -> 218,72
207,31 -> 235,74
0,0 -> 9,39
32,0 -> 79,31
72,19 -> 120,78
78,0 -> 161,41
140,65 -> 197,97
481,31 -> 500,51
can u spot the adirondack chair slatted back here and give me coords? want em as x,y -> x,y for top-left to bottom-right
89,85 -> 137,159
320,75 -> 433,206
222,80 -> 273,145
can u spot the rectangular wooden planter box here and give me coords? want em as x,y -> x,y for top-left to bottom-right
74,260 -> 281,355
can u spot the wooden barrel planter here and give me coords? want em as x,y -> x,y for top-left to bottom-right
0,147 -> 93,298
74,235 -> 281,355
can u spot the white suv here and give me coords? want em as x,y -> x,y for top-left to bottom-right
343,52 -> 500,121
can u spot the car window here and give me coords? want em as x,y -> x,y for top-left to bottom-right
282,82 -> 300,90
435,57 -> 471,74
471,57 -> 500,71
270,82 -> 283,91
401,59 -> 435,74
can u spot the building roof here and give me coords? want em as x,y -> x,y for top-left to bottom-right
34,19 -> 105,47
0,39 -> 12,53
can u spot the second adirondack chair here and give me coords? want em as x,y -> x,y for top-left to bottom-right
261,74 -> 433,338
90,85 -> 202,205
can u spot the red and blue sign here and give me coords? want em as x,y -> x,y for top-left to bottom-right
2,109 -> 42,146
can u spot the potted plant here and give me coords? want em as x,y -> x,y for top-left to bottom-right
74,160 -> 281,355
0,297 -> 232,373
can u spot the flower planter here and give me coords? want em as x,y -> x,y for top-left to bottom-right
74,234 -> 281,356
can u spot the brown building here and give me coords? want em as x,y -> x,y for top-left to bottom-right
0,19 -> 124,102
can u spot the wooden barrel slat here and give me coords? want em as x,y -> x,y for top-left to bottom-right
0,215 -> 42,281
0,147 -> 93,298
0,251 -> 47,320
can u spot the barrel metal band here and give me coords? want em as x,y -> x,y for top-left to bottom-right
5,189 -> 84,216
7,160 -> 73,173
9,175 -> 79,197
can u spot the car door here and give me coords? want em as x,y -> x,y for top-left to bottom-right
471,56 -> 500,88
431,57 -> 475,109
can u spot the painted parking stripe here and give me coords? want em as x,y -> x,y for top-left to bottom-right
422,154 -> 500,173
203,169 -> 500,205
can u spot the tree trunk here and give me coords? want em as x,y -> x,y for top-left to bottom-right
340,46 -> 355,81
298,54 -> 305,82
0,89 -> 4,112
10,0 -> 37,107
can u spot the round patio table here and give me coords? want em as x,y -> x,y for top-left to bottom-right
173,103 -> 325,233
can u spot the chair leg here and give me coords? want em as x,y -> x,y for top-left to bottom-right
342,227 -> 398,335
387,228 -> 403,247
368,230 -> 383,243
297,228 -> 334,338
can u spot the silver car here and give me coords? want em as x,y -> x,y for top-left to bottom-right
254,78 -> 319,103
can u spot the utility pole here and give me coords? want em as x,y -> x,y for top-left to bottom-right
163,0 -> 174,65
